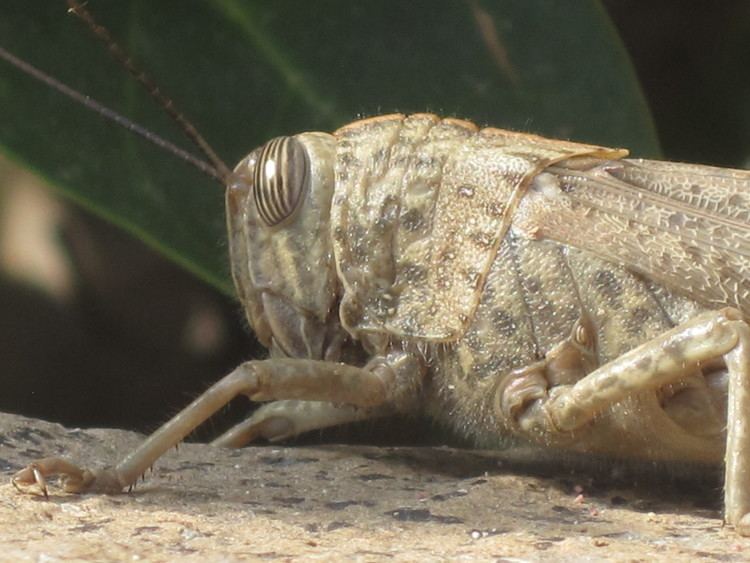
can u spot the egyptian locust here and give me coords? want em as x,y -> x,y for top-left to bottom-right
5,0 -> 750,535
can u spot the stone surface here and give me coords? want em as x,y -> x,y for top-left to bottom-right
0,411 -> 747,561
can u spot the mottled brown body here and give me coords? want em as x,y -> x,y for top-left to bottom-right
13,113 -> 750,533
326,114 -> 731,464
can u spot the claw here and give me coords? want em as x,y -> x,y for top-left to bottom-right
11,463 -> 48,499
32,465 -> 49,499
11,457 -> 123,496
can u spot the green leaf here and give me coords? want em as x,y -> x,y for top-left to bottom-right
0,0 -> 658,295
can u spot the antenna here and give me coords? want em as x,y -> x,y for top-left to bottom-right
65,0 -> 233,184
0,46 -> 225,183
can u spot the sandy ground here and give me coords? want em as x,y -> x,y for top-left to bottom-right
0,411 -> 748,561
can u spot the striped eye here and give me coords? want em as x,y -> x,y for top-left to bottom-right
252,136 -> 310,227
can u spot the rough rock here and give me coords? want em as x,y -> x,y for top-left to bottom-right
0,411 -> 747,561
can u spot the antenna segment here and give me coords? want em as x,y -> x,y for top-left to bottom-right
0,45 -> 225,183
65,0 -> 233,183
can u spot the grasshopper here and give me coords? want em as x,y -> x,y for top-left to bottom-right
6,1 -> 750,536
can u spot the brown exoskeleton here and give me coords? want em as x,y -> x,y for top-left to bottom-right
7,0 -> 750,537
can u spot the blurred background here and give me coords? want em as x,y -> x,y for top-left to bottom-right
0,1 -> 748,443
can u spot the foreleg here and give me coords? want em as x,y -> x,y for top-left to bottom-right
12,352 -> 423,495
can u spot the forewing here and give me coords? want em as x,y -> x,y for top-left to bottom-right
515,158 -> 750,317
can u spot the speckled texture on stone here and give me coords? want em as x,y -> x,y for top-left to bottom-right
0,411 -> 747,561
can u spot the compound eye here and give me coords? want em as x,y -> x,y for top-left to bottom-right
252,136 -> 310,227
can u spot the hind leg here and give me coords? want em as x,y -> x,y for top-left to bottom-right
504,308 -> 750,533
